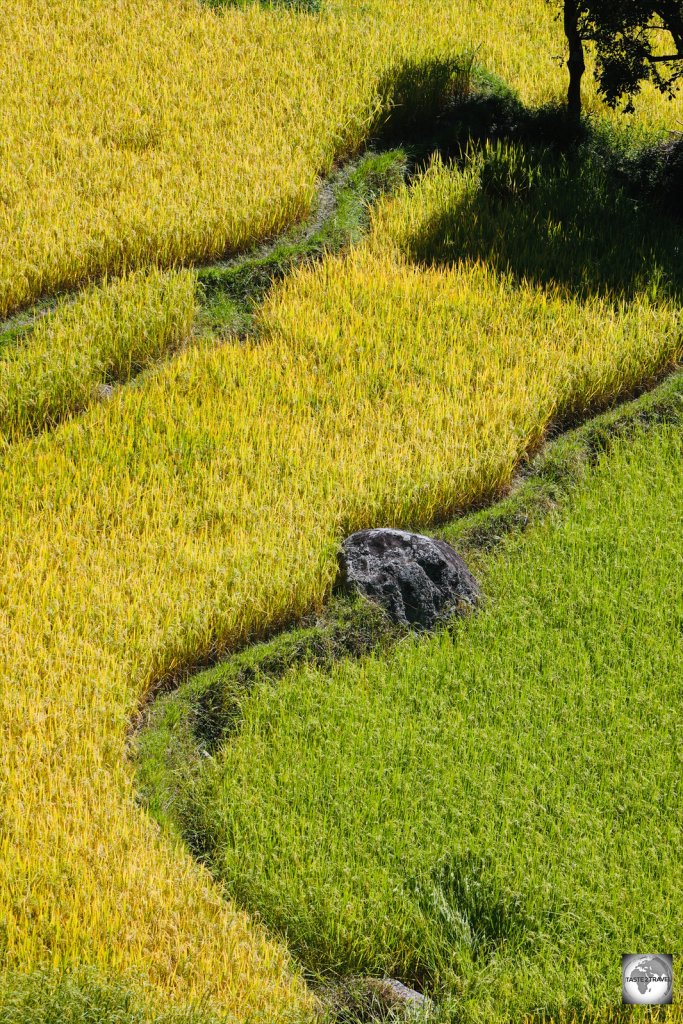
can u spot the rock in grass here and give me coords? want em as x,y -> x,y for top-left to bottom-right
321,975 -> 434,1022
365,977 -> 435,1018
339,528 -> 479,629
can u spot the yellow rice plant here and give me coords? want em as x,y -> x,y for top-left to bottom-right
0,155 -> 680,1013
0,269 -> 195,443
2,0 -> 681,319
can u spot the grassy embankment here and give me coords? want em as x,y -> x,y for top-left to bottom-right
139,374 -> 683,1023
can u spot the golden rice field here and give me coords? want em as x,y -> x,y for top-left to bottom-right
0,269 -> 195,444
2,0 -> 681,319
2,0 -> 683,1020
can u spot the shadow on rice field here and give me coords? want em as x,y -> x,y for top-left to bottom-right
398,138 -> 683,303
375,64 -> 683,305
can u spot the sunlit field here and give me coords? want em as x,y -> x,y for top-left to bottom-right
177,419 -> 683,1023
2,0 -> 681,318
0,269 -> 195,443
1,0 -> 682,1020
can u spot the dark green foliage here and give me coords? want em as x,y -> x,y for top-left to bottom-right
620,135 -> 683,217
581,0 -> 683,109
553,0 -> 683,120
655,135 -> 683,214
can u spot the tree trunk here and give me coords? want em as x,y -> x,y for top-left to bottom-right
564,0 -> 585,129
658,1 -> 683,56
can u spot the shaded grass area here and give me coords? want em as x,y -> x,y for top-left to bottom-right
375,66 -> 683,312
379,60 -> 683,229
0,303 -> 56,358
396,139 -> 683,303
135,373 -> 683,1022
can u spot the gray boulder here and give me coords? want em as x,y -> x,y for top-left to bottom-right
365,977 -> 435,1019
339,528 -> 480,629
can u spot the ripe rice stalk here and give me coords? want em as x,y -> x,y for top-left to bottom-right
0,269 -> 195,443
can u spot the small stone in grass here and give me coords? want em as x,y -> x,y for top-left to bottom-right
365,976 -> 435,1018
